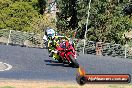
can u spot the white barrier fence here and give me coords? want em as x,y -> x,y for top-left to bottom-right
0,29 -> 132,59
76,40 -> 132,59
0,29 -> 44,48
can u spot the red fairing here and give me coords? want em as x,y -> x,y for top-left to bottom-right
56,41 -> 77,62
65,50 -> 74,62
56,45 -> 63,51
56,46 -> 65,58
65,44 -> 75,59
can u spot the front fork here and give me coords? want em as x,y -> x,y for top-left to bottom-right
65,52 -> 75,63
74,53 -> 77,59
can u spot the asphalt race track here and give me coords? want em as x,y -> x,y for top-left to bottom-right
0,45 -> 132,82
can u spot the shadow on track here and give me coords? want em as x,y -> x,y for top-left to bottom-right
44,60 -> 59,63
44,60 -> 71,68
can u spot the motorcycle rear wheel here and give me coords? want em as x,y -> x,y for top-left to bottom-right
53,53 -> 63,63
58,58 -> 63,63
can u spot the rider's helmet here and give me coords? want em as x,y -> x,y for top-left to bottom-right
46,27 -> 55,40
60,41 -> 66,48
55,32 -> 58,36
60,40 -> 69,49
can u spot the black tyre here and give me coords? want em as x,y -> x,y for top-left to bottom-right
57,58 -> 63,63
69,54 -> 79,68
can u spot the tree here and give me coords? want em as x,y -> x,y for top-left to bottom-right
56,0 -> 78,31
38,0 -> 47,15
0,0 -> 56,33
76,0 -> 132,44
0,1 -> 40,31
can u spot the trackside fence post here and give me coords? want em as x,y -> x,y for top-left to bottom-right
7,30 -> 12,45
125,44 -> 129,58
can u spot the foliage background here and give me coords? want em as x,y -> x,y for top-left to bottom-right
0,0 -> 55,33
56,0 -> 132,45
0,0 -> 132,45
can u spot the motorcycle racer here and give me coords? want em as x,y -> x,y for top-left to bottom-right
43,28 -> 55,48
51,39 -> 79,67
48,36 -> 58,57
47,34 -> 77,61
52,39 -> 77,60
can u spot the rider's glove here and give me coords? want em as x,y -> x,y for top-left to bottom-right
51,50 -> 58,53
54,51 -> 58,53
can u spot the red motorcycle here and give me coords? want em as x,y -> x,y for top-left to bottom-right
56,41 -> 79,68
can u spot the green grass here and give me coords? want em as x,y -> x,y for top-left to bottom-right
108,85 -> 124,88
0,86 -> 15,88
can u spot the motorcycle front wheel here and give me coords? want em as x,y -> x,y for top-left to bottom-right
69,54 -> 79,68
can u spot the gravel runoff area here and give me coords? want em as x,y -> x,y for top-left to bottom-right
0,80 -> 132,88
